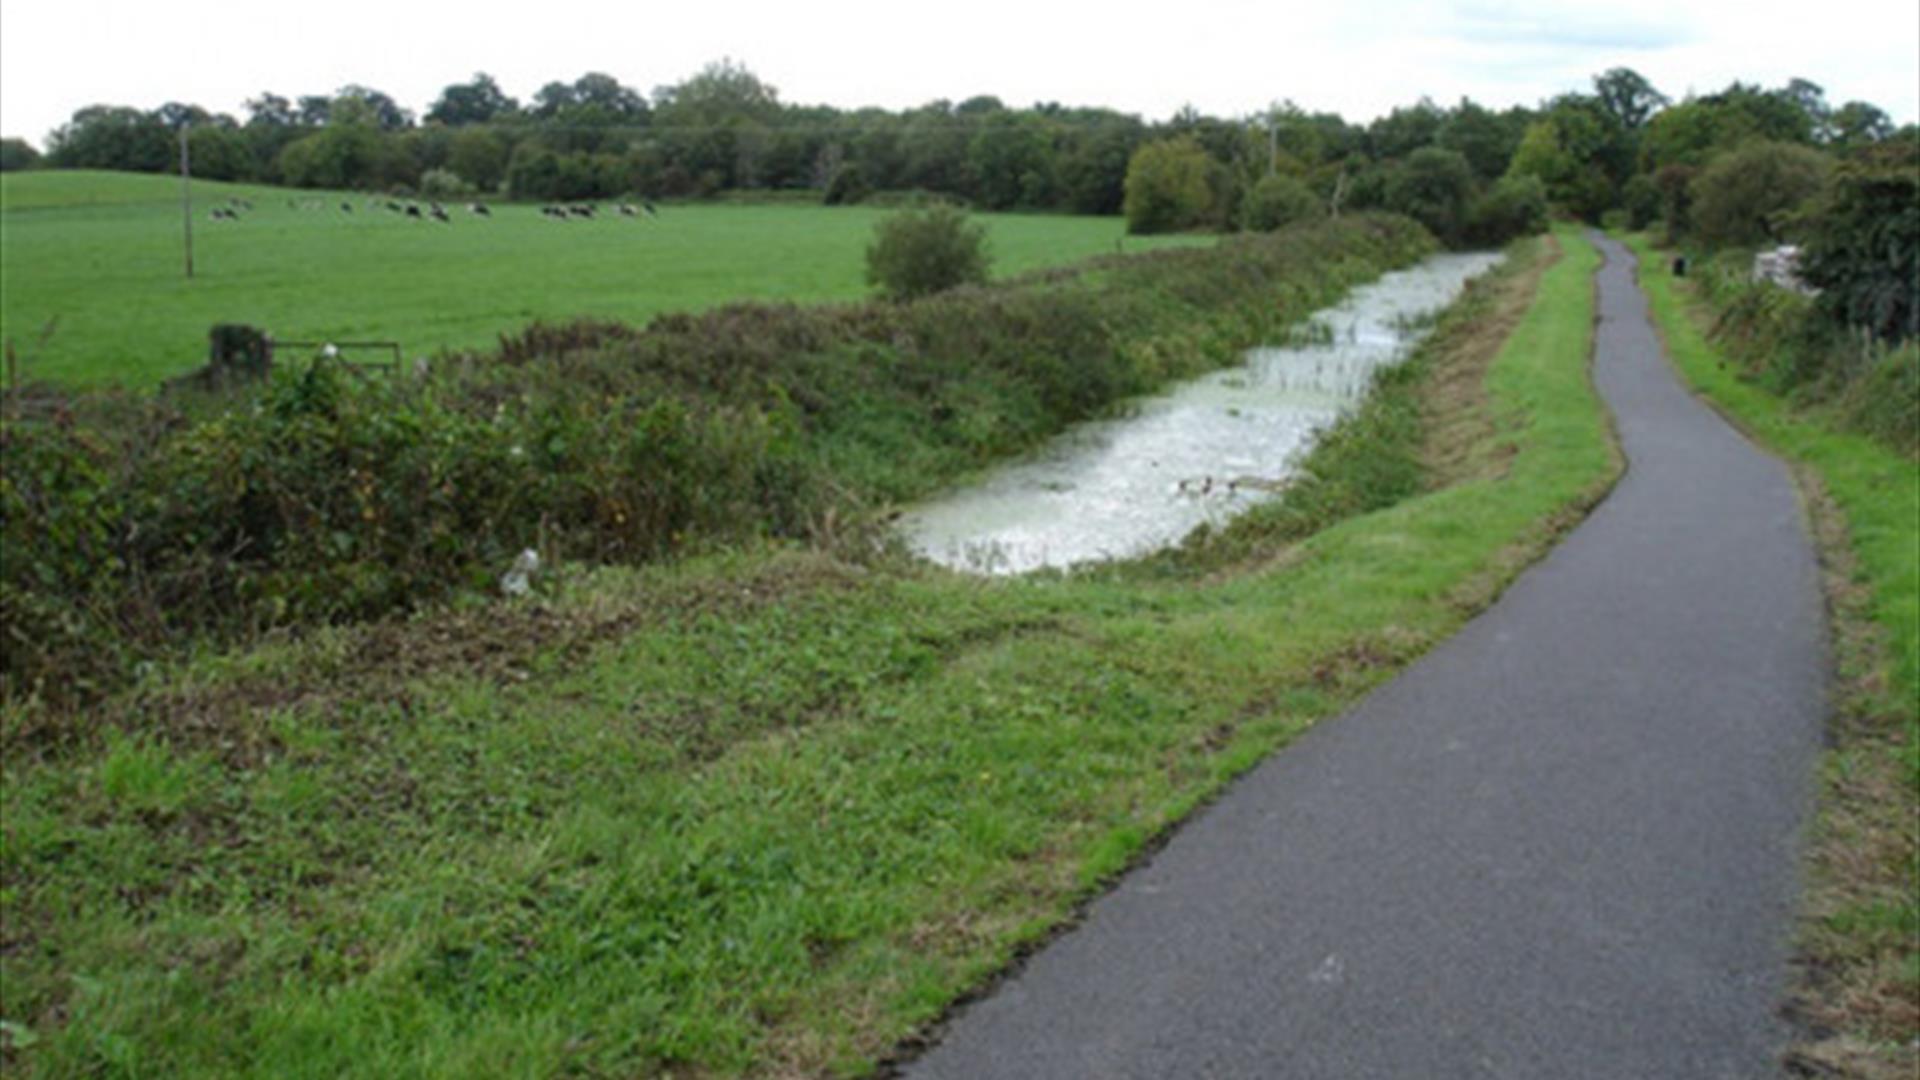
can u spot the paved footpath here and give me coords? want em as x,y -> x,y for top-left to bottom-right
904,234 -> 1828,1079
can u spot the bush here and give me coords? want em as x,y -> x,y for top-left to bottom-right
1688,140 -> 1831,249
864,204 -> 991,301
418,167 -> 475,199
1123,136 -> 1215,235
1240,174 -> 1321,232
1464,175 -> 1549,247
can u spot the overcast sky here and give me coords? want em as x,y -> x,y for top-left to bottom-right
3,0 -> 1916,149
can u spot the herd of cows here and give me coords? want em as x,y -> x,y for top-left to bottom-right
205,195 -> 661,224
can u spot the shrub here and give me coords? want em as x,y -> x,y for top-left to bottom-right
1688,140 -> 1831,249
1464,175 -> 1549,247
864,204 -> 991,301
1123,136 -> 1215,235
823,163 -> 870,206
1240,174 -> 1321,232
418,167 -> 475,199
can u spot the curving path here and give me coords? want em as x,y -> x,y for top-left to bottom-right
901,234 -> 1827,1079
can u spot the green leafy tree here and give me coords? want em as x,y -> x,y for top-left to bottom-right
1592,67 -> 1669,131
967,112 -> 1057,210
448,127 -> 510,191
1438,99 -> 1528,183
186,125 -> 254,180
1123,135 -> 1215,234
1465,174 -> 1549,246
0,137 -> 42,171
1688,140 -> 1831,248
1386,147 -> 1475,244
276,97 -> 390,189
865,203 -> 991,300
1240,173 -> 1321,231
427,73 -> 518,126
46,105 -> 172,172
1799,139 -> 1920,340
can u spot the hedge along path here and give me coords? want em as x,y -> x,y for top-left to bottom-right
1627,232 -> 1919,1078
0,229 -> 1617,1078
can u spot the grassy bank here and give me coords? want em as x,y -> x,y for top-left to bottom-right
1,215 -> 1432,707
0,228 -> 1614,1076
1625,233 -> 1918,1078
0,170 -> 1208,389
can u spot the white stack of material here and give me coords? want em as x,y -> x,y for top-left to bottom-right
1752,245 -> 1815,295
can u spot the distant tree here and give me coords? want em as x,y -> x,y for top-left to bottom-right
1688,140 -> 1831,248
865,203 -> 990,300
297,95 -> 333,127
187,125 -> 254,180
276,97 -> 389,188
654,59 -> 779,188
244,92 -> 298,129
1465,174 -> 1549,246
1058,117 -> 1145,214
1368,99 -> 1444,160
153,101 -> 214,131
1592,68 -> 1669,131
1620,173 -> 1661,230
1829,102 -> 1894,150
1123,135 -> 1215,234
46,105 -> 172,172
966,112 -> 1056,210
335,85 -> 412,130
448,127 -> 510,191
1385,147 -> 1475,244
506,144 -> 563,200
0,138 -> 40,171
427,73 -> 518,126
955,95 -> 1006,116
1240,173 -> 1321,231
1438,99 -> 1527,183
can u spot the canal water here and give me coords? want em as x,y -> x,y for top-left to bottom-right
898,252 -> 1504,574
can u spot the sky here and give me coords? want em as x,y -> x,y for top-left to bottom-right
3,0 -> 1916,149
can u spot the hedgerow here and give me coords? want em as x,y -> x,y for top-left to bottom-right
1,213 -> 1434,707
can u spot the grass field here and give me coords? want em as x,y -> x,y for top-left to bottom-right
0,170 -> 1207,388
0,229 -> 1620,1076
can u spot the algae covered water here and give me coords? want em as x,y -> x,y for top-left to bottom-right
899,252 -> 1503,574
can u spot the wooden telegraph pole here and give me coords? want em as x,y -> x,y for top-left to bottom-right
180,123 -> 193,279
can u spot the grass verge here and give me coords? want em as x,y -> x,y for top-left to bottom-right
0,228 -> 1613,1077
1625,232 -> 1919,1079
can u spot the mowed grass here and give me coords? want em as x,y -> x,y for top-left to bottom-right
0,230 -> 1619,1076
0,170 -> 1208,388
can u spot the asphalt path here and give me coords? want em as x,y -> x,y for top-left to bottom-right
902,234 -> 1827,1079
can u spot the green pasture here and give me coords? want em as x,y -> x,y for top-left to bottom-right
0,170 -> 1206,388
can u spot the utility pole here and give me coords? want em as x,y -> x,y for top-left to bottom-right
180,123 -> 193,279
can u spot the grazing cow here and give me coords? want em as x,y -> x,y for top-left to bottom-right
404,204 -> 422,219
618,204 -> 637,217
429,206 -> 450,223
468,202 -> 491,217
340,202 -> 353,213
568,205 -> 594,218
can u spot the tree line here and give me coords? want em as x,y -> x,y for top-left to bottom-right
3,63 -> 1899,221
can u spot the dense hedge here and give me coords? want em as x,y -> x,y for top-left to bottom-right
1692,257 -> 1919,454
1,214 -> 1435,704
